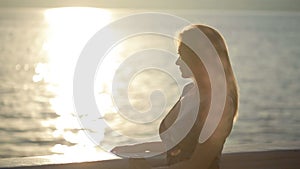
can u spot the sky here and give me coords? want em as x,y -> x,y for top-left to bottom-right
0,0 -> 299,11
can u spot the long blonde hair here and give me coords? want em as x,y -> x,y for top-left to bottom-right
178,24 -> 239,119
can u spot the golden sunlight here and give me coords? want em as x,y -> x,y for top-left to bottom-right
43,7 -> 111,84
38,7 -> 113,158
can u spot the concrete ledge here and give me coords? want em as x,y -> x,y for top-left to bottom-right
0,149 -> 299,169
221,150 -> 300,169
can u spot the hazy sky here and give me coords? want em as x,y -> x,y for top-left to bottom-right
0,0 -> 299,11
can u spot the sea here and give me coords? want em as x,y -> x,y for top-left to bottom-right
0,7 -> 299,158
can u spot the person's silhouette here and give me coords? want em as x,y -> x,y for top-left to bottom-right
111,24 -> 238,169
158,24 -> 239,169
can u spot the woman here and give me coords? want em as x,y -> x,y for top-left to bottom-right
158,24 -> 239,169
113,24 -> 238,169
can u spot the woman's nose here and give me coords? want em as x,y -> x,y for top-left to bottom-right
175,58 -> 180,65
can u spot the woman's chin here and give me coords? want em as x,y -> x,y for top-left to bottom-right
181,74 -> 191,79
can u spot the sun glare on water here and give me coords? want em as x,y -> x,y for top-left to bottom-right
37,7 -> 117,160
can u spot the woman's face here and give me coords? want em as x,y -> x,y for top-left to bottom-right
176,43 -> 193,78
176,56 -> 193,78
